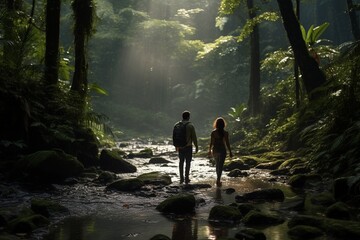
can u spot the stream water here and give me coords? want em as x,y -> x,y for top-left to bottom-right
1,140 -> 323,240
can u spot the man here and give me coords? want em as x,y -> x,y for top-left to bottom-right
175,110 -> 198,184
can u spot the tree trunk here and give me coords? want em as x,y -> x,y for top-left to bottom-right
44,0 -> 60,85
277,0 -> 326,99
71,32 -> 87,95
347,0 -> 360,40
247,0 -> 261,115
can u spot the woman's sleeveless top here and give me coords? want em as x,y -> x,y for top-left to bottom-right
212,130 -> 226,153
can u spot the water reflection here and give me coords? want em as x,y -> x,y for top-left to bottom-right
172,217 -> 198,240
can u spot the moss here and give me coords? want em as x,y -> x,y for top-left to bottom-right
288,225 -> 324,239
325,202 -> 351,220
31,198 -> 68,218
8,214 -> 49,234
137,171 -> 172,185
208,205 -> 242,223
288,174 -> 307,188
241,210 -> 285,226
106,178 -> 144,192
156,194 -> 195,214
310,191 -> 336,207
279,157 -> 303,169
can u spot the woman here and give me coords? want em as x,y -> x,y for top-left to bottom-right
208,117 -> 233,187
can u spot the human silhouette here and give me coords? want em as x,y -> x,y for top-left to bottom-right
174,110 -> 198,184
208,117 -> 233,187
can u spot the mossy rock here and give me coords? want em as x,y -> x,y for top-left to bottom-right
149,157 -> 171,164
310,191 -> 336,207
8,214 -> 49,234
288,225 -> 324,239
288,174 -> 307,188
255,160 -> 284,170
242,210 -> 285,226
100,149 -> 137,173
261,151 -> 292,160
106,178 -> 144,192
235,227 -> 266,240
128,148 -> 153,158
237,203 -> 258,216
19,150 -> 84,181
31,198 -> 68,218
288,215 -> 360,239
279,157 -> 303,169
227,169 -> 249,178
137,171 -> 172,185
208,205 -> 242,223
235,188 -> 285,203
223,160 -> 250,171
156,194 -> 195,214
149,234 -> 171,240
240,156 -> 261,167
325,202 -> 351,220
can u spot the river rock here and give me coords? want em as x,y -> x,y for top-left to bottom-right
106,178 -> 144,192
235,227 -> 266,240
224,160 -> 250,171
150,234 -> 171,240
31,198 -> 69,218
137,171 -> 172,185
149,157 -> 171,164
280,195 -> 305,211
325,202 -> 351,220
255,160 -> 284,170
99,149 -> 137,173
287,174 -> 307,188
288,215 -> 360,239
237,203 -> 258,216
241,210 -> 285,226
8,213 -> 49,234
127,148 -> 153,158
18,150 -> 84,181
227,169 -> 248,177
288,225 -> 324,239
208,205 -> 242,224
278,157 -> 303,169
156,193 -> 195,214
310,191 -> 336,207
235,188 -> 285,203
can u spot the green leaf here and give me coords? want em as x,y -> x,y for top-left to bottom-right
311,22 -> 330,44
89,83 -> 108,95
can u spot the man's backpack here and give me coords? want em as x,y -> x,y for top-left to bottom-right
172,121 -> 189,147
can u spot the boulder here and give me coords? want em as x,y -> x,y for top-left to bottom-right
224,160 -> 250,171
235,227 -> 266,240
288,225 -> 324,239
325,202 -> 351,220
149,234 -> 171,240
8,214 -> 49,234
127,148 -> 153,158
30,198 -> 68,218
19,150 -> 84,181
149,157 -> 171,164
255,160 -> 284,170
99,149 -> 136,173
106,178 -> 144,192
137,172 -> 172,185
288,215 -> 360,239
288,174 -> 307,188
208,205 -> 242,224
242,210 -> 285,226
227,169 -> 248,178
280,196 -> 305,211
156,194 -> 195,214
310,191 -> 336,207
237,203 -> 258,216
235,188 -> 285,203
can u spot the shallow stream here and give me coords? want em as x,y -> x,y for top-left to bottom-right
1,140 -> 324,240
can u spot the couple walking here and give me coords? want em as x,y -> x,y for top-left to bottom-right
173,111 -> 233,186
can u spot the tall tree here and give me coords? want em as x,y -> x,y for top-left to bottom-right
246,0 -> 260,115
277,0 -> 326,99
44,0 -> 61,85
347,0 -> 360,40
71,0 -> 96,96
3,0 -> 23,68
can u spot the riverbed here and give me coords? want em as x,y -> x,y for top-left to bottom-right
1,139 -> 314,240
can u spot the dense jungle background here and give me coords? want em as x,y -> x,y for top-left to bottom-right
1,0 -> 359,175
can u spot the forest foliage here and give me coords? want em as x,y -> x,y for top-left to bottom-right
0,0 -> 360,176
